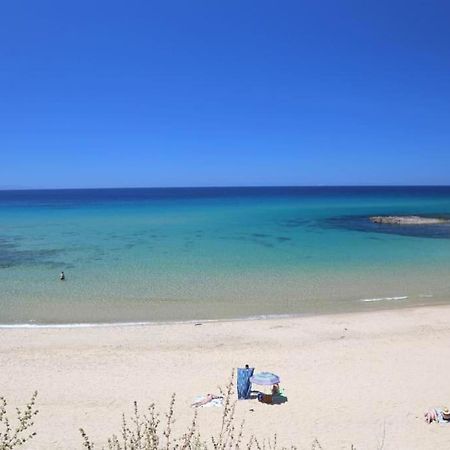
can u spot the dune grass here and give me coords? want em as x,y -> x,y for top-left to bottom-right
0,391 -> 38,450
80,375 -> 297,450
0,379 -> 359,449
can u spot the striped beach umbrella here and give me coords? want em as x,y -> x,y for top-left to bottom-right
249,372 -> 280,386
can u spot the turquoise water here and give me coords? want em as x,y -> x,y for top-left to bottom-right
1,187 -> 450,324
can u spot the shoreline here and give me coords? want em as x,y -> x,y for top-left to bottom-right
0,296 -> 448,329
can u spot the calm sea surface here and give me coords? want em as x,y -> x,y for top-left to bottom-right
1,187 -> 450,325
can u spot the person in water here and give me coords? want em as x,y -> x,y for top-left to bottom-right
60,271 -> 65,281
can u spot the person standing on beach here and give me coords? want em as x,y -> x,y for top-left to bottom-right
60,271 -> 65,281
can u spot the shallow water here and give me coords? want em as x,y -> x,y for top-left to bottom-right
1,187 -> 450,324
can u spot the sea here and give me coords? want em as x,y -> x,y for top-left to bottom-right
1,186 -> 450,326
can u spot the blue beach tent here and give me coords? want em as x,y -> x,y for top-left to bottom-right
237,366 -> 254,399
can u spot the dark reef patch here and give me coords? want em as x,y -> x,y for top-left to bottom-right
0,237 -> 65,269
251,233 -> 269,238
324,214 -> 450,239
217,235 -> 274,248
280,218 -> 310,228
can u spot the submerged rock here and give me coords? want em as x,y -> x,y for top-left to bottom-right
369,216 -> 450,225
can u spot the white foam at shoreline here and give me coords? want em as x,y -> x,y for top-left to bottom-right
0,321 -> 155,329
0,298 -> 443,328
0,314 -> 298,329
360,296 -> 408,303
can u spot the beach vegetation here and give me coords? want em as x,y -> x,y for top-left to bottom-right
0,386 -> 350,449
0,391 -> 38,450
80,375 -> 299,449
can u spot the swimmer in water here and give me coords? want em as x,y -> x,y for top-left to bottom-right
60,271 -> 65,281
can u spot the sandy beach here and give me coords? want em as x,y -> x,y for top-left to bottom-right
2,305 -> 450,449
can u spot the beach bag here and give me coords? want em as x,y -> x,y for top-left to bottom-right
237,366 -> 254,399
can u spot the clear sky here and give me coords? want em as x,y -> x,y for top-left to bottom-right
1,0 -> 449,188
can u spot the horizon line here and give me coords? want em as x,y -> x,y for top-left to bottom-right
1,184 -> 450,192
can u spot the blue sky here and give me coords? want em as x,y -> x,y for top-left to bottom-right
1,0 -> 449,188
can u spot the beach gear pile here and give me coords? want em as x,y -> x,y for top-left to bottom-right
191,366 -> 286,408
237,366 -> 286,405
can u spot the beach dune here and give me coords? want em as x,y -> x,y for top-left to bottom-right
1,306 -> 450,449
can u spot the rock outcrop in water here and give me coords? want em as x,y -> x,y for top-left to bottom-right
370,216 -> 450,225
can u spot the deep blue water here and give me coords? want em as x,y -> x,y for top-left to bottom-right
2,186 -> 450,205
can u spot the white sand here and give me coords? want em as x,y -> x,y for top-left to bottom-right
2,306 -> 450,449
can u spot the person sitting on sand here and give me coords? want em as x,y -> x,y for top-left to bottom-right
257,384 -> 281,405
191,394 -> 223,408
424,407 -> 450,423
